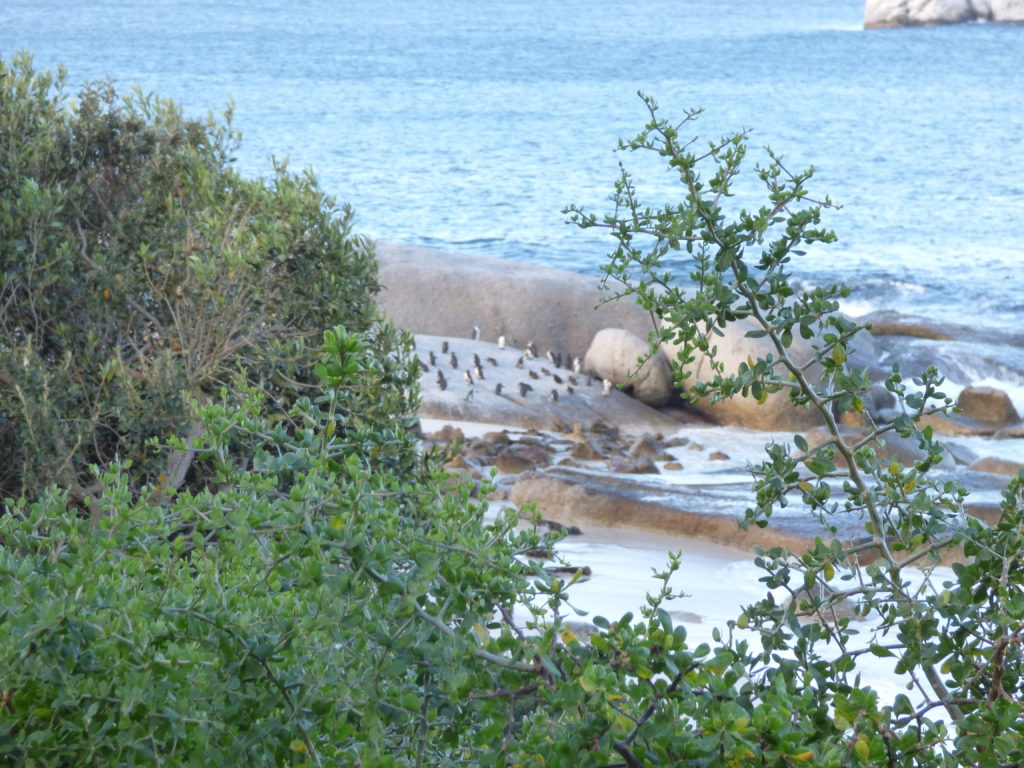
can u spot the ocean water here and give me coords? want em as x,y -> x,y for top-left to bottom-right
2,1 -> 1022,333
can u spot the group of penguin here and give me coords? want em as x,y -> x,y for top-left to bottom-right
417,332 -> 614,404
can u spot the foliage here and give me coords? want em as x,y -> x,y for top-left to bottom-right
567,93 -> 1024,765
0,52 -> 379,505
4,62 -> 1023,765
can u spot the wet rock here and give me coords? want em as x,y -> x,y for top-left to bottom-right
860,310 -> 956,339
665,436 -> 691,448
584,328 -> 674,406
466,440 -> 497,460
608,457 -> 660,474
709,451 -> 729,461
957,385 -> 1020,425
663,461 -> 684,471
570,438 -> 605,461
495,451 -> 537,475
968,457 -> 1024,478
509,468 -> 863,555
944,442 -> 979,466
916,412 -> 997,438
426,424 -> 465,443
481,430 -> 511,446
628,433 -> 664,459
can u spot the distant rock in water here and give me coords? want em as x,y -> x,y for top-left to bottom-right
864,0 -> 1024,28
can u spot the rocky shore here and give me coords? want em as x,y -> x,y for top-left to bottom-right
864,0 -> 1024,28
377,242 -> 1024,557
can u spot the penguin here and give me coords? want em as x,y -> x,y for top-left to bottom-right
554,352 -> 563,369
497,335 -> 506,350
442,341 -> 449,354
485,357 -> 498,366
450,352 -> 459,369
572,357 -> 582,374
494,382 -> 503,396
472,325 -> 481,341
552,374 -> 563,384
417,358 -> 429,373
548,389 -> 559,403
540,367 -> 551,376
566,385 -> 575,396
528,370 -> 539,380
515,356 -> 525,369
525,341 -> 537,359
518,382 -> 532,397
473,352 -> 481,368
464,389 -> 475,401
602,378 -> 613,396
437,372 -> 448,391
474,364 -> 485,380
464,370 -> 474,385
545,349 -> 556,364
568,375 -> 578,386
428,350 -> 437,366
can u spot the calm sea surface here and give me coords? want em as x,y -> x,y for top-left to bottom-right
2,1 -> 1022,333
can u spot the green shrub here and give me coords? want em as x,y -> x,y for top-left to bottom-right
0,52 -> 379,505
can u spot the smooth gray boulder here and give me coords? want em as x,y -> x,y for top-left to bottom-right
864,0 -> 1024,28
957,385 -> 1020,425
583,328 -> 674,406
375,243 -> 654,362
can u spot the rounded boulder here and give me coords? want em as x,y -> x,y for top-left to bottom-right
583,328 -> 674,407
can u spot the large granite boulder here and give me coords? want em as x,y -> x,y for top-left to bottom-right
662,317 -> 829,432
583,328 -> 674,407
864,0 -> 1024,28
375,243 -> 653,363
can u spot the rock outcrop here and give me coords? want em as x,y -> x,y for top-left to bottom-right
414,334 -> 688,433
864,0 -> 1024,29
376,242 -> 654,363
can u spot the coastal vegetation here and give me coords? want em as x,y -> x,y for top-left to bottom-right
1,55 -> 1022,766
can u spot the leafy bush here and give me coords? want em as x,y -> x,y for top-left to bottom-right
0,52 -> 379,505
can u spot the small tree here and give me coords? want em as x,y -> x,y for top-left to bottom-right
566,93 -> 1024,765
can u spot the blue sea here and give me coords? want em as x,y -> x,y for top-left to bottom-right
2,0 -> 1022,334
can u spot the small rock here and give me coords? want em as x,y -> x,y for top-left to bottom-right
628,432 -> 664,459
608,457 -> 660,474
957,386 -> 1020,425
663,461 -> 683,471
708,451 -> 730,461
481,431 -> 511,446
466,440 -> 497,460
494,452 -> 537,475
426,424 -> 465,443
968,457 -> 1024,478
665,436 -> 691,448
570,439 -> 604,460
